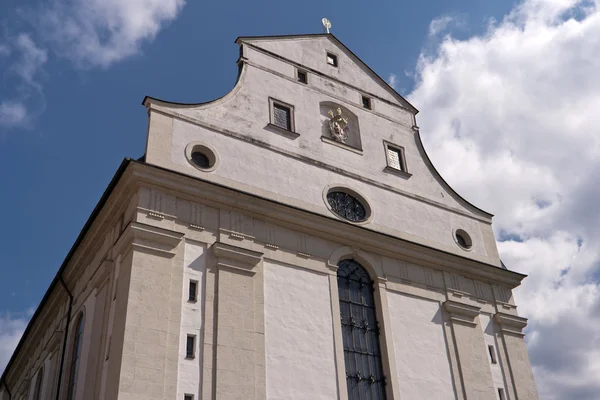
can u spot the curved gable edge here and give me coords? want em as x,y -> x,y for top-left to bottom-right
414,127 -> 494,220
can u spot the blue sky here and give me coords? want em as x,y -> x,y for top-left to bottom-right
3,0 -> 600,399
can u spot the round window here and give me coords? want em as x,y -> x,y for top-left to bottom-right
454,229 -> 472,250
326,190 -> 368,222
185,142 -> 218,172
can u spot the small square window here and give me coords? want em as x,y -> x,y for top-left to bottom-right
186,335 -> 195,359
488,345 -> 498,364
188,280 -> 198,302
184,395 -> 194,400
297,69 -> 307,84
326,52 -> 338,67
269,98 -> 295,132
362,95 -> 372,110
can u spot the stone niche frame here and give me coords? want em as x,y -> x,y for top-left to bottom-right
319,101 -> 362,153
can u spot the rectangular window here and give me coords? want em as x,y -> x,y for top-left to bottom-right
269,98 -> 295,132
297,69 -> 307,84
184,395 -> 194,400
188,280 -> 198,302
488,344 -> 498,364
362,95 -> 372,110
186,335 -> 195,359
386,146 -> 405,172
326,52 -> 338,67
498,388 -> 505,400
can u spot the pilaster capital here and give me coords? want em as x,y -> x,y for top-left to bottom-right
444,300 -> 481,327
114,222 -> 184,258
494,312 -> 528,337
212,242 -> 264,275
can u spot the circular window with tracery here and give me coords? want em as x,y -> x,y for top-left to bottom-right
326,190 -> 369,222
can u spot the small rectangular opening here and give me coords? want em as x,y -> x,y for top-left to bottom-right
188,280 -> 198,302
362,95 -> 372,110
186,335 -> 195,359
297,69 -> 307,84
498,388 -> 505,400
488,344 -> 498,364
386,147 -> 404,171
326,52 -> 338,67
184,395 -> 194,400
273,103 -> 292,131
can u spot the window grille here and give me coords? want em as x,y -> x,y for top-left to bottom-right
273,103 -> 291,130
337,259 -> 386,400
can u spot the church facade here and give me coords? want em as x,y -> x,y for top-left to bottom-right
0,34 -> 538,400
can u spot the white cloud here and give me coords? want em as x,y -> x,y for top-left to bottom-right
428,16 -> 455,37
408,1 -> 600,398
13,33 -> 47,89
39,0 -> 186,68
388,73 -> 398,89
0,101 -> 28,127
0,313 -> 28,374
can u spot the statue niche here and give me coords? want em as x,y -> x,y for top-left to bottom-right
320,102 -> 362,150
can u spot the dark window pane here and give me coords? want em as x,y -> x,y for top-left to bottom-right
337,259 -> 386,400
297,70 -> 307,83
362,96 -> 371,109
327,191 -> 367,222
191,151 -> 210,168
273,104 -> 291,130
189,281 -> 197,302
186,335 -> 195,358
456,233 -> 467,248
185,395 -> 194,400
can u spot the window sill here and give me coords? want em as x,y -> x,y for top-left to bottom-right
321,136 -> 363,155
383,166 -> 412,179
266,123 -> 300,139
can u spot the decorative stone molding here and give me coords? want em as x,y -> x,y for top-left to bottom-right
113,221 -> 184,258
443,300 -> 481,327
212,242 -> 263,275
494,312 -> 528,337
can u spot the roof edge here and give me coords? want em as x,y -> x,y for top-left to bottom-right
0,158 -> 132,385
235,33 -> 419,114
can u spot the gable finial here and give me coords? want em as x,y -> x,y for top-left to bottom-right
322,18 -> 332,34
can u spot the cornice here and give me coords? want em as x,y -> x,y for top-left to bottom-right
444,300 -> 481,327
495,312 -> 528,337
212,242 -> 264,275
114,221 -> 184,258
129,162 -> 524,289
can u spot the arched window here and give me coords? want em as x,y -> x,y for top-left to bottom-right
337,259 -> 386,400
32,366 -> 43,400
67,313 -> 84,400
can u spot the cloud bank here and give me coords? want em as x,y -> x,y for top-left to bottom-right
408,1 -> 600,398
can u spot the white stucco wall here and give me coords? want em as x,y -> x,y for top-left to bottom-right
387,290 -> 456,399
263,260 -> 338,400
480,313 -> 508,397
177,240 -> 207,398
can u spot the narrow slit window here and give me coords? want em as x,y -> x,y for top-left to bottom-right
498,388 -> 506,400
297,69 -> 307,84
188,280 -> 198,302
488,344 -> 498,364
272,103 -> 292,131
32,366 -> 44,400
362,95 -> 372,110
337,259 -> 387,399
67,313 -> 85,400
186,335 -> 195,359
326,52 -> 338,67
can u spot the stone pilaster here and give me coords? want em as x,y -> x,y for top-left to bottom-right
211,242 -> 264,400
113,222 -> 184,400
444,300 -> 497,400
495,313 -> 539,400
